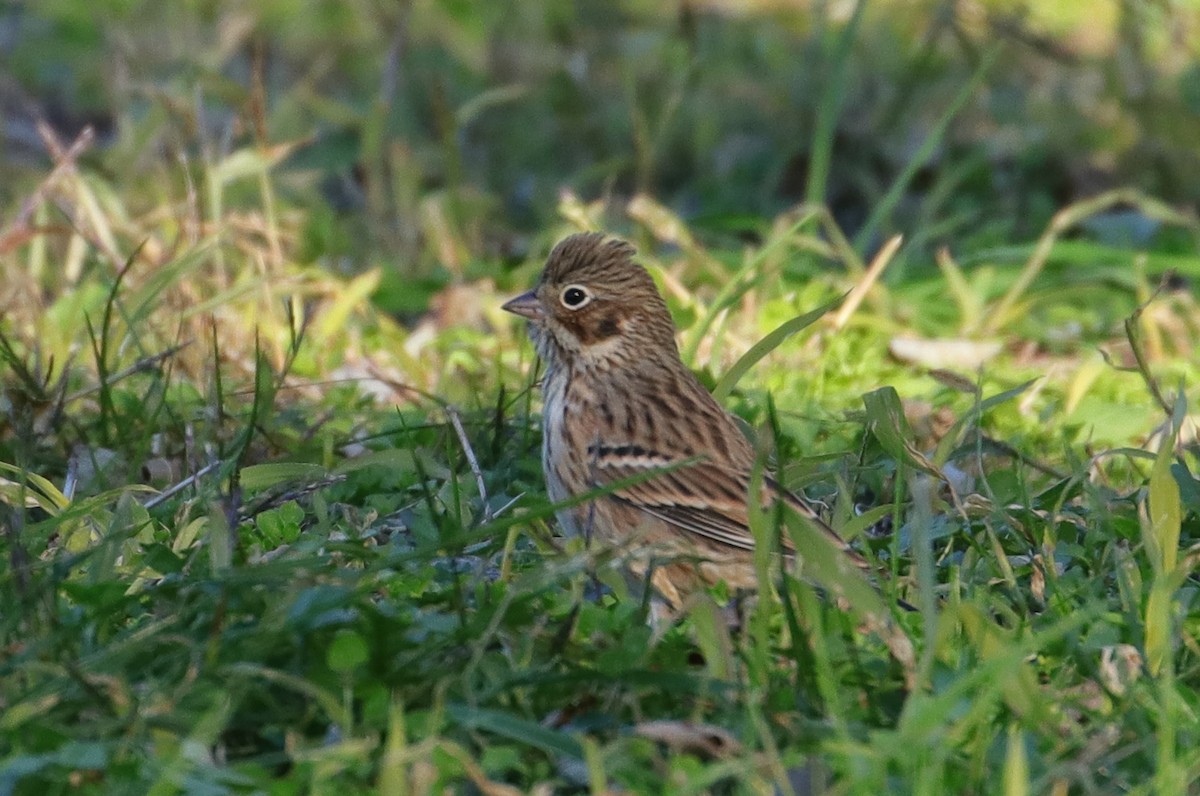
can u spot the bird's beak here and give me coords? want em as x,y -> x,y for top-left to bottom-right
502,290 -> 543,321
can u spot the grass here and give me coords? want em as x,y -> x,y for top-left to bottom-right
2,1 -> 1200,793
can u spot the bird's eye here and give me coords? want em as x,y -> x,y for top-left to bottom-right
560,285 -> 592,309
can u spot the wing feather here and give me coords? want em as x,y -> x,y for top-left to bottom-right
586,443 -> 864,567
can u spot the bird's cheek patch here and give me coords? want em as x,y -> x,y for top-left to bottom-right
593,314 -> 621,340
571,310 -> 621,345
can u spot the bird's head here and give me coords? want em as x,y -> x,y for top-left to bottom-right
503,233 -> 679,369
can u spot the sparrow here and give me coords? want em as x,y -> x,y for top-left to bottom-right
504,232 -> 875,612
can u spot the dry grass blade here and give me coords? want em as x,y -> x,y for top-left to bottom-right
831,234 -> 903,330
981,188 -> 1200,336
0,124 -> 94,256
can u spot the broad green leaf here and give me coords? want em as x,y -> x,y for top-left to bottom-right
960,239 -> 1200,277
1147,429 -> 1181,575
208,503 -> 232,572
837,504 -> 893,543
258,501 -> 304,546
0,462 -> 70,512
173,517 -> 208,553
1144,578 -> 1172,677
1068,397 -> 1155,446
446,704 -> 583,759
53,741 -> 108,770
239,462 -> 329,491
327,629 -> 370,673
1003,723 -> 1029,796
862,387 -> 940,477
685,593 -> 733,682
334,448 -> 420,475
0,477 -> 48,510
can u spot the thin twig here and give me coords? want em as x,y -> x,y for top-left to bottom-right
447,406 -> 492,524
977,435 -> 1069,481
1123,287 -> 1173,420
363,360 -> 448,407
65,343 -> 190,404
239,475 -> 348,521
143,461 -> 220,509
490,492 -> 524,520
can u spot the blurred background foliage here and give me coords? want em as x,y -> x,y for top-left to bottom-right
5,0 -> 1200,286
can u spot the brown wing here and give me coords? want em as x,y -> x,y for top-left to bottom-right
587,443 -> 866,567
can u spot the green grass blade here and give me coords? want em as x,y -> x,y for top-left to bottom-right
445,704 -> 583,759
711,294 -> 843,402
805,0 -> 867,207
853,46 -> 1001,253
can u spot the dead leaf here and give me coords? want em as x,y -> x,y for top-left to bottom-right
633,720 -> 742,759
890,337 -> 1002,369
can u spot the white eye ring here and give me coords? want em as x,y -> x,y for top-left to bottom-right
560,284 -> 592,309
